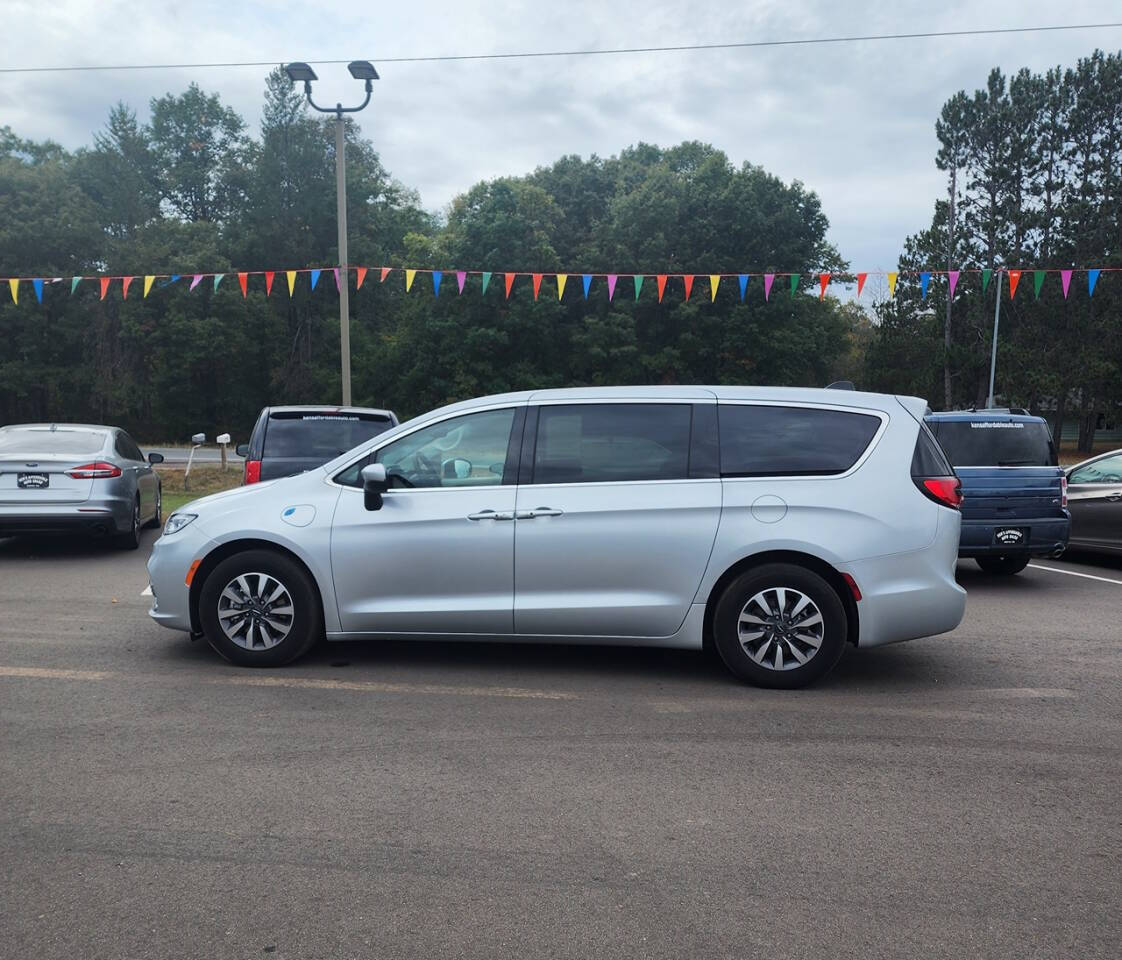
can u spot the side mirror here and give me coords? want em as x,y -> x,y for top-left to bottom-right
191,433 -> 206,445
443,457 -> 471,480
235,443 -> 249,458
147,452 -> 165,465
361,462 -> 388,511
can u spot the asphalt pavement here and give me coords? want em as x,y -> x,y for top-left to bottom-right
1,536 -> 1119,960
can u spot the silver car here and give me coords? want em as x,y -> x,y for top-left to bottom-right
1066,448 -> 1122,554
0,423 -> 163,549
147,386 -> 966,688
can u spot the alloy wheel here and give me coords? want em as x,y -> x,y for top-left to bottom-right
737,587 -> 825,671
216,572 -> 296,651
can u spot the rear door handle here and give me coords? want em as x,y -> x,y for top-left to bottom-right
467,510 -> 515,521
516,507 -> 564,519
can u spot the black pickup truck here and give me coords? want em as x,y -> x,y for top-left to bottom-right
925,410 -> 1070,575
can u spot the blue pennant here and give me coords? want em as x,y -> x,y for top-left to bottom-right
738,274 -> 749,301
32,278 -> 43,303
310,269 -> 321,290
920,272 -> 931,299
582,274 -> 592,299
432,271 -> 442,297
1088,268 -> 1101,297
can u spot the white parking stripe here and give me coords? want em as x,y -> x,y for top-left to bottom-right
1028,564 -> 1122,586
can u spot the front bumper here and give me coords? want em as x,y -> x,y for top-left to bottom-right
146,522 -> 216,633
958,516 -> 1070,558
0,499 -> 133,537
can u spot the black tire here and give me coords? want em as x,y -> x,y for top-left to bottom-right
975,555 -> 1030,575
144,482 -> 163,529
114,497 -> 141,550
713,563 -> 848,689
198,549 -> 321,667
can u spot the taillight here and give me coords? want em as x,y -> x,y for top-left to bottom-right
915,476 -> 963,509
1061,475 -> 1068,508
244,459 -> 261,484
66,462 -> 123,479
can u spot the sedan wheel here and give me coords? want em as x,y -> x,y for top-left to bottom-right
115,499 -> 141,550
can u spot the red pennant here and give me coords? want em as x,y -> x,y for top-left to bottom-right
356,267 -> 367,290
505,273 -> 516,299
682,275 -> 694,301
265,271 -> 275,296
532,273 -> 542,300
99,277 -> 111,301
380,267 -> 391,283
656,274 -> 667,302
1008,269 -> 1021,299
819,273 -> 830,300
856,272 -> 867,298
121,276 -> 134,300
238,272 -> 248,298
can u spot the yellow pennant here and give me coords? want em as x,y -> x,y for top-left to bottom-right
286,270 -> 296,296
8,278 -> 17,304
405,268 -> 417,292
887,272 -> 898,298
143,275 -> 155,298
709,274 -> 720,301
556,273 -> 568,300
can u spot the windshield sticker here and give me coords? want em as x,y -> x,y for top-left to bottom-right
969,422 -> 1024,428
300,415 -> 359,421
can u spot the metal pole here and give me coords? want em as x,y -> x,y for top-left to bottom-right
335,113 -> 351,406
986,269 -> 1002,409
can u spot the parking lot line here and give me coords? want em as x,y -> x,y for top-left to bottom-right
1028,564 -> 1122,586
0,666 -> 111,680
208,674 -> 579,700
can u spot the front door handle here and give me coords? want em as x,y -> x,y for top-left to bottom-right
516,507 -> 565,519
467,510 -> 515,521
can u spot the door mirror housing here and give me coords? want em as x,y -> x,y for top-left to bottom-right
361,462 -> 389,511
235,443 -> 249,458
147,452 -> 165,465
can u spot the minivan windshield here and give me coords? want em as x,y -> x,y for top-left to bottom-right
929,419 -> 1056,467
263,413 -> 394,459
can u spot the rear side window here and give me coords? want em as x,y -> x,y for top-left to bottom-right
930,420 -> 1057,467
263,413 -> 394,459
911,422 -> 954,477
719,404 -> 881,477
533,404 -> 691,484
0,429 -> 105,456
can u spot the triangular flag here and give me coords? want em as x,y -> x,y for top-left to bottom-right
887,273 -> 898,298
309,269 -> 319,291
920,272 -> 931,299
265,271 -> 275,296
504,273 -> 516,299
1033,270 -> 1045,299
238,272 -> 248,298
333,267 -> 340,291
1061,269 -> 1072,298
285,271 -> 296,296
1007,269 -> 1021,299
738,274 -> 749,301
557,273 -> 568,300
763,274 -> 775,301
947,270 -> 959,298
582,274 -> 592,299
982,268 -> 992,293
607,274 -> 618,301
532,273 -> 543,300
656,274 -> 667,302
169,274 -> 180,284
634,275 -> 644,300
355,267 -> 367,290
405,269 -> 416,292
683,275 -> 694,301
856,273 -> 867,298
481,271 -> 492,295
100,277 -> 111,300
709,274 -> 720,301
432,271 -> 442,297
32,278 -> 43,303
456,271 -> 466,294
1088,269 -> 1100,297
380,267 -> 391,283
189,274 -> 202,292
143,275 -> 155,298
8,279 -> 17,303
818,273 -> 830,300
789,274 -> 800,297
212,273 -> 223,292
70,277 -> 81,294
122,276 -> 134,300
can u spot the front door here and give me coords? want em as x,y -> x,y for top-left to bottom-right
513,402 -> 722,638
331,406 -> 523,635
1068,453 -> 1122,546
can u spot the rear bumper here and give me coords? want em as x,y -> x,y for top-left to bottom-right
0,500 -> 133,536
958,516 -> 1070,557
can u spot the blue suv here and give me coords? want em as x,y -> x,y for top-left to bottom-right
925,410 -> 1070,575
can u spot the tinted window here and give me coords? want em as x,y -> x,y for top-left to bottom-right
0,428 -> 105,456
1070,453 -> 1122,484
930,420 -> 1056,467
719,404 -> 881,476
533,404 -> 691,484
263,413 -> 394,460
911,422 -> 954,477
115,433 -> 143,462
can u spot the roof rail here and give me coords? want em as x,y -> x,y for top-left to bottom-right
826,380 -> 856,390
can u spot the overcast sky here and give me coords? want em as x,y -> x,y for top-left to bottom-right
5,0 -> 1122,278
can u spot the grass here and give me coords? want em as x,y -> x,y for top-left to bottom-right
157,465 -> 243,515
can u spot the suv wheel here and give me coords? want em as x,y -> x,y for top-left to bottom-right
976,555 -> 1030,575
713,563 -> 847,689
199,549 -> 321,667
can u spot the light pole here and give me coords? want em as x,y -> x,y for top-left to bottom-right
284,60 -> 379,407
986,268 -> 1003,409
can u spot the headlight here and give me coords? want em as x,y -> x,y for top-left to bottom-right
163,512 -> 198,536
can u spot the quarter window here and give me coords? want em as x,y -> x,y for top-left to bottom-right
719,404 -> 881,477
532,404 -> 692,484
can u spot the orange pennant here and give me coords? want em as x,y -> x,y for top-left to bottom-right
265,271 -> 275,296
819,273 -> 830,299
505,273 -> 516,298
856,272 -> 867,298
656,274 -> 667,302
532,273 -> 542,300
1008,269 -> 1021,299
682,275 -> 694,301
356,267 -> 367,290
380,267 -> 391,283
99,277 -> 111,301
121,276 -> 134,300
238,272 -> 248,298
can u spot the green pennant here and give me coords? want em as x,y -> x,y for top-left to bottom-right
634,275 -> 644,300
481,271 -> 492,295
789,273 -> 800,296
982,268 -> 992,293
70,276 -> 81,294
213,274 -> 224,292
1033,270 -> 1045,299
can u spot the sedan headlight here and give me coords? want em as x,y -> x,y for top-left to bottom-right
163,512 -> 198,536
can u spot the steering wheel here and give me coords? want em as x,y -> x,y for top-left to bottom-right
415,450 -> 440,477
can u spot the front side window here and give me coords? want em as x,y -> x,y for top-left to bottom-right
532,404 -> 692,484
1070,453 -> 1122,485
719,404 -> 882,477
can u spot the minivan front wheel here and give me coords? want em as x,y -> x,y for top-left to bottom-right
713,564 -> 847,689
199,550 -> 321,666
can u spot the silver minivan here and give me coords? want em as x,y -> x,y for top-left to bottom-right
147,386 -> 966,688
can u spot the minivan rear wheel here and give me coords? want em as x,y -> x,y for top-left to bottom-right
199,550 -> 321,667
713,563 -> 847,689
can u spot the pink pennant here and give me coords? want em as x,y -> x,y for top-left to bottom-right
763,274 -> 775,301
607,274 -> 618,301
333,267 -> 341,291
189,274 -> 203,291
1061,269 -> 1072,299
948,270 -> 960,298
456,271 -> 466,294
